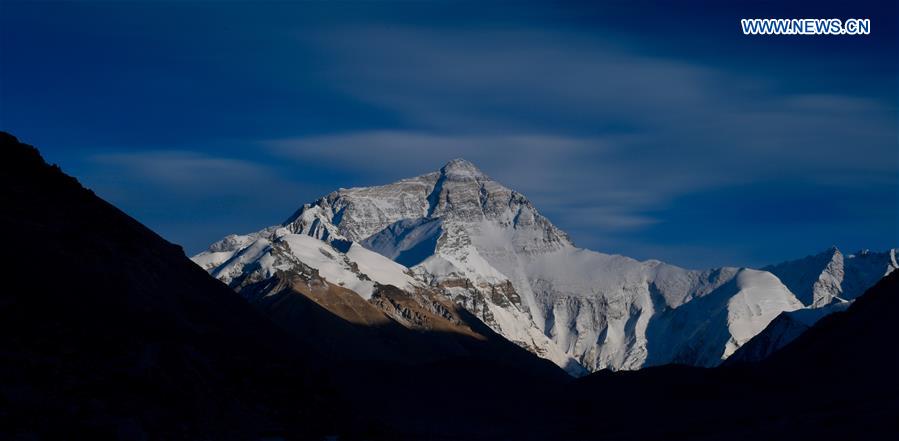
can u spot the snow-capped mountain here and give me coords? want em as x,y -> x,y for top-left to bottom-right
763,247 -> 898,307
193,159 -> 890,374
725,247 -> 898,363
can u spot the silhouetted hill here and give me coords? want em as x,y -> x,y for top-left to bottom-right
764,270 -> 898,377
0,132 -> 339,439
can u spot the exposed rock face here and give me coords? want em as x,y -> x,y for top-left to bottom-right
194,159 -> 892,374
764,247 -> 898,307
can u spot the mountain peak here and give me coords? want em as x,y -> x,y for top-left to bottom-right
440,158 -> 487,179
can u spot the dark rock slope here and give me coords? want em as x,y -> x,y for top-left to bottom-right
0,132 -> 338,439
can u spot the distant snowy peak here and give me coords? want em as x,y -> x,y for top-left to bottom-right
192,159 -> 589,375
441,158 -> 488,180
281,158 -> 572,253
764,247 -> 897,307
192,158 -> 893,375
725,247 -> 896,364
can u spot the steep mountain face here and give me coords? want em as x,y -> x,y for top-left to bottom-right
763,246 -> 898,307
195,159 -> 821,373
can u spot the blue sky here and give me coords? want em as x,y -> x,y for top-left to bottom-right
1,0 -> 896,268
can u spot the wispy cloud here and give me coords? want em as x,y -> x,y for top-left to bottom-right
90,151 -> 276,197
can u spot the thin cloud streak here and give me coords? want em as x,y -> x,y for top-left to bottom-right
90,151 -> 276,197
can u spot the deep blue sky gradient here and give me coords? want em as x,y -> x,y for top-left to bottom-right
1,0 -> 896,268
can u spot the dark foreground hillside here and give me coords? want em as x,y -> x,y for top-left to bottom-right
0,132 -> 342,439
1,131 -> 895,440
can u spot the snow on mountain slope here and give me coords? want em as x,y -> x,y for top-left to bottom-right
763,247 -> 898,307
193,158 -> 882,374
641,269 -> 802,367
196,228 -> 419,299
727,300 -> 851,364
193,231 -> 271,271
722,270 -> 805,359
361,217 -> 443,267
721,247 -> 896,363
